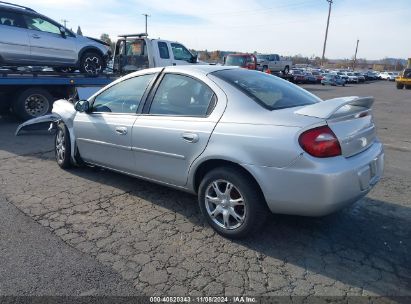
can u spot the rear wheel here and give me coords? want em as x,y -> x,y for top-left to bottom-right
262,65 -> 268,72
396,83 -> 404,89
406,85 -> 411,90
198,167 -> 268,239
283,66 -> 290,75
12,88 -> 53,120
55,122 -> 72,169
79,52 -> 104,75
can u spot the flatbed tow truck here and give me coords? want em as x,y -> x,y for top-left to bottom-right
0,69 -> 115,120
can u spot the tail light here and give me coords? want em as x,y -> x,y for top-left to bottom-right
298,126 -> 342,158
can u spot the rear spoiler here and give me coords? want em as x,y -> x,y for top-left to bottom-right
295,96 -> 374,119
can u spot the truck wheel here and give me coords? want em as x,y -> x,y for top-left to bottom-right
396,83 -> 404,89
406,85 -> 411,90
262,65 -> 268,72
13,88 -> 53,120
79,52 -> 104,75
0,93 -> 11,115
283,66 -> 290,75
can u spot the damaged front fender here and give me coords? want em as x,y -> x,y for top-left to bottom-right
15,99 -> 79,164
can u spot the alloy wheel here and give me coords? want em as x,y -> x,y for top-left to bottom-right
56,129 -> 65,163
205,179 -> 246,230
84,56 -> 102,74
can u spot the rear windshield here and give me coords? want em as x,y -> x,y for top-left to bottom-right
212,69 -> 321,110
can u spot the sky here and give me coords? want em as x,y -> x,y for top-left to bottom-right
12,0 -> 411,60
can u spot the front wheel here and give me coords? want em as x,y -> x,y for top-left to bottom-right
79,52 -> 104,75
55,122 -> 72,169
396,83 -> 404,89
283,66 -> 290,75
198,167 -> 268,239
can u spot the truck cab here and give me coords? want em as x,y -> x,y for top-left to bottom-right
112,34 -> 198,74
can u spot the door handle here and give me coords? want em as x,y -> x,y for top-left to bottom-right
32,34 -> 40,39
115,126 -> 128,135
182,132 -> 199,143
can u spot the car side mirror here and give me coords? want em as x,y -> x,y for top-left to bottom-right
60,27 -> 66,38
74,100 -> 90,113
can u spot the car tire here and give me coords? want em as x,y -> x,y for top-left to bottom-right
405,85 -> 411,90
79,52 -> 104,75
12,88 -> 53,121
342,83 -> 345,87
262,65 -> 268,73
198,167 -> 268,239
283,66 -> 290,75
396,83 -> 404,89
55,122 -> 72,169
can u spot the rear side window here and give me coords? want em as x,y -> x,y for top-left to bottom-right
158,42 -> 170,59
212,69 -> 320,110
0,10 -> 25,28
149,74 -> 215,117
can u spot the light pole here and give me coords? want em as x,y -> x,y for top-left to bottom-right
142,13 -> 150,35
353,39 -> 359,70
61,19 -> 69,28
321,0 -> 333,67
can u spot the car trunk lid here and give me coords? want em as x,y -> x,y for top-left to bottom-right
295,96 -> 376,157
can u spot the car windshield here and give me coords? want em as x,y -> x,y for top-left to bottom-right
225,56 -> 249,66
256,55 -> 269,60
212,69 -> 321,110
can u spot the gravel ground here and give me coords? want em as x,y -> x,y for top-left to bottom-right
0,80 -> 409,297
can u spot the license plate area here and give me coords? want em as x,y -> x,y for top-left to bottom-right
358,154 -> 383,191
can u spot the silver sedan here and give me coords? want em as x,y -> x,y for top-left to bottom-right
18,65 -> 384,238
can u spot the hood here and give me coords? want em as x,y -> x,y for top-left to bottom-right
85,36 -> 110,47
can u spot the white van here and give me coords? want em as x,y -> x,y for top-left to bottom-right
112,33 -> 198,73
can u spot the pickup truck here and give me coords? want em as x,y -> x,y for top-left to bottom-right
256,54 -> 292,74
111,33 -> 198,74
0,33 -> 199,120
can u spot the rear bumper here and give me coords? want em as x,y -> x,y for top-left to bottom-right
244,141 -> 384,216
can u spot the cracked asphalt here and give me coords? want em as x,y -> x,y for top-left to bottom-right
0,81 -> 410,298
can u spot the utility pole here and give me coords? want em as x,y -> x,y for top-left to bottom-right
61,19 -> 69,28
321,0 -> 333,67
353,39 -> 359,70
142,13 -> 150,35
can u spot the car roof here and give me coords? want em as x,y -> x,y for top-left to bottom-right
0,2 -> 36,13
165,64 -> 238,75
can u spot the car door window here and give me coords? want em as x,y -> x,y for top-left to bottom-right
171,43 -> 192,61
23,15 -> 60,35
158,42 -> 170,59
0,10 -> 26,28
149,74 -> 216,117
92,74 -> 155,113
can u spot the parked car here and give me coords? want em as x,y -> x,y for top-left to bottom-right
344,72 -> 359,83
0,2 -> 111,74
311,71 -> 324,83
224,54 -> 257,70
17,66 -> 384,238
304,72 -> 317,84
111,33 -> 198,74
256,54 -> 292,74
289,69 -> 306,83
335,72 -> 349,82
321,74 -> 346,86
379,72 -> 396,81
364,71 -> 378,80
353,72 -> 365,83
